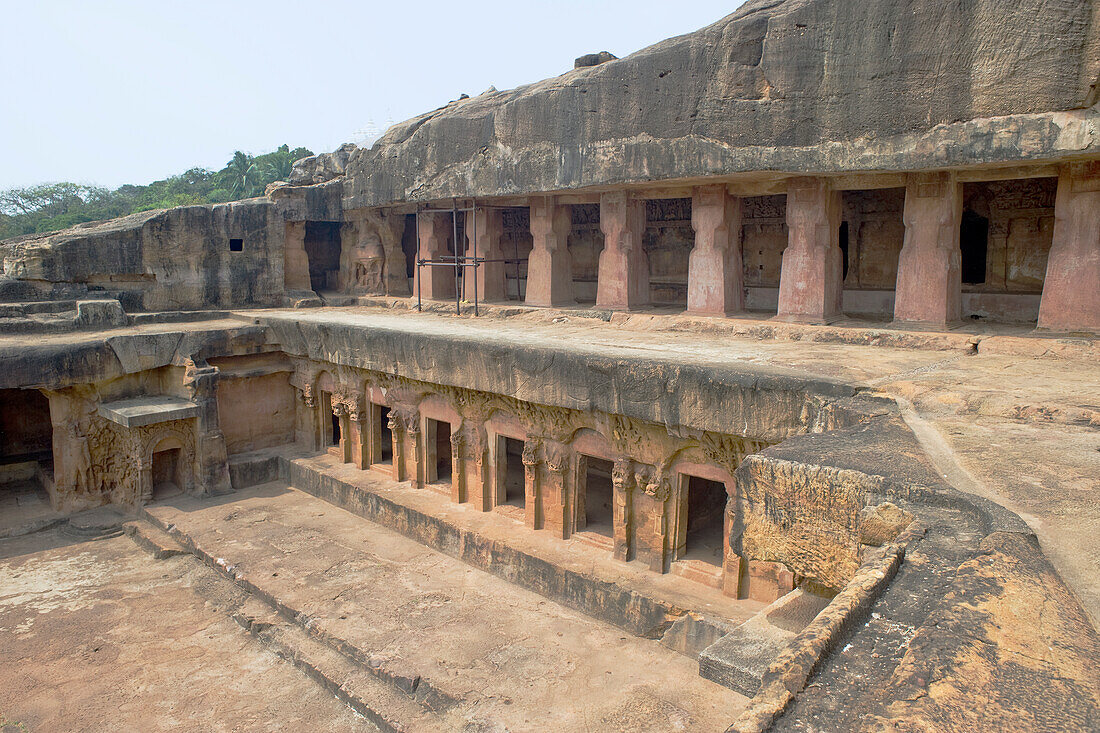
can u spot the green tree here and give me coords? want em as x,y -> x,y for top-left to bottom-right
0,143 -> 315,240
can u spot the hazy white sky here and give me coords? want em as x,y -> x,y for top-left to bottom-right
0,1 -> 742,190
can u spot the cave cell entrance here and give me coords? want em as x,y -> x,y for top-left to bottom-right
425,418 -> 452,485
497,436 -> 526,511
151,447 -> 183,501
578,455 -> 614,538
678,474 -> 728,569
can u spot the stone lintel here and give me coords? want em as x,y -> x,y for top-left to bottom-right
97,396 -> 201,428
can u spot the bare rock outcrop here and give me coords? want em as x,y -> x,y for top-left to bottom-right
289,142 -> 358,185
344,0 -> 1100,208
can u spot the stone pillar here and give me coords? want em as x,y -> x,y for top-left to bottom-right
284,221 -> 312,291
138,457 -> 154,505
776,178 -> 843,323
894,172 -> 963,326
185,361 -> 232,496
597,191 -> 650,309
611,458 -> 635,562
688,185 -> 744,316
449,429 -> 467,504
413,212 -> 456,300
389,411 -> 406,482
526,197 -> 574,307
349,402 -> 368,470
542,446 -> 570,539
463,207 -> 507,303
332,401 -> 351,463
405,415 -> 422,488
297,385 -> 320,451
1038,163 -> 1100,332
637,472 -> 672,573
465,428 -> 492,511
722,503 -> 742,597
521,439 -> 542,530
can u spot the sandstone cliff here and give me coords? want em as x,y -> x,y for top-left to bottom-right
344,0 -> 1100,207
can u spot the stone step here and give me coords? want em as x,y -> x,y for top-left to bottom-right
233,603 -> 446,733
123,520 -> 188,559
671,558 -> 725,588
138,507 -> 476,730
61,506 -> 126,540
698,588 -> 831,696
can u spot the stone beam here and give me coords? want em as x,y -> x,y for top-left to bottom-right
776,178 -> 843,323
597,191 -> 649,310
1038,163 -> 1100,332
894,172 -> 963,326
413,212 -> 456,301
462,207 -> 507,303
688,185 -> 744,316
526,197 -> 574,307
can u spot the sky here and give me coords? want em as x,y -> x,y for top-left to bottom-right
0,1 -> 742,190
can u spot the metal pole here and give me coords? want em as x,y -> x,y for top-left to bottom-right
472,200 -> 479,317
452,198 -> 460,316
512,211 -> 521,302
415,207 -> 422,312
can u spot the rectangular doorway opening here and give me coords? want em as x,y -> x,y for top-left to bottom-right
376,405 -> 393,465
683,475 -> 727,568
581,456 -> 614,537
151,448 -> 182,501
426,418 -> 452,484
321,391 -> 340,448
499,437 -> 525,509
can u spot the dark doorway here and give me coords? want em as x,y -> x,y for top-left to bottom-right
428,419 -> 452,484
683,475 -> 728,568
500,437 -> 525,508
0,389 -> 53,469
960,209 -> 989,285
321,391 -> 339,447
151,448 -> 182,500
401,214 -> 418,279
582,456 -> 614,537
377,406 -> 393,464
838,221 -> 850,280
304,221 -> 342,291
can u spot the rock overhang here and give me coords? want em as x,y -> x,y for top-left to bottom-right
336,0 -> 1100,209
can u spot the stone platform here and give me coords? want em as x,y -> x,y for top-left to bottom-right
141,481 -> 749,731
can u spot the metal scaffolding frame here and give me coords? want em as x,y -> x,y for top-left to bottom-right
414,198 -> 528,316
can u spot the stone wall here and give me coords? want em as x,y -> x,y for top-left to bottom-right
2,199 -> 285,311
216,372 -> 297,455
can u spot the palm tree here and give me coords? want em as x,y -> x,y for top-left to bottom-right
222,151 -> 260,199
264,145 -> 296,182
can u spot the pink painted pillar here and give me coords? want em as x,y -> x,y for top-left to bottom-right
688,185 -> 744,316
462,207 -> 507,302
894,172 -> 963,326
776,177 -> 843,323
413,212 -> 455,300
597,191 -> 649,309
526,197 -> 575,307
1038,163 -> 1100,332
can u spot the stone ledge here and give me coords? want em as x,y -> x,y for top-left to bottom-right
97,395 -> 200,427
729,525 -> 922,733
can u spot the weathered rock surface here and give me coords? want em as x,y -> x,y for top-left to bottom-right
288,142 -> 358,185
344,0 -> 1100,207
1,200 -> 285,311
